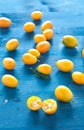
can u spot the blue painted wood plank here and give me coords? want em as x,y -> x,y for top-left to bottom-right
0,0 -> 84,129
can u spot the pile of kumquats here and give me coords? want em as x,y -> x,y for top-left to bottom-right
0,10 -> 84,115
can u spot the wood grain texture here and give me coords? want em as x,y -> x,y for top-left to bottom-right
0,0 -> 84,129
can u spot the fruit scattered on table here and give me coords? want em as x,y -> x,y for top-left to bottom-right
72,71 -> 84,85
30,68 -> 50,80
2,74 -> 18,88
62,35 -> 78,48
41,21 -> 53,31
37,64 -> 52,75
42,99 -> 58,114
24,22 -> 35,33
31,11 -> 43,20
55,85 -> 73,102
2,57 -> 16,70
43,29 -> 54,40
6,39 -> 19,51
82,49 -> 84,58
34,34 -> 46,44
1,10 -> 83,117
22,53 -> 37,65
36,41 -> 50,53
28,49 -> 40,58
27,96 -> 42,111
0,17 -> 12,28
56,59 -> 74,72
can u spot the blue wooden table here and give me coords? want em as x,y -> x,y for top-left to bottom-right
0,0 -> 84,129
